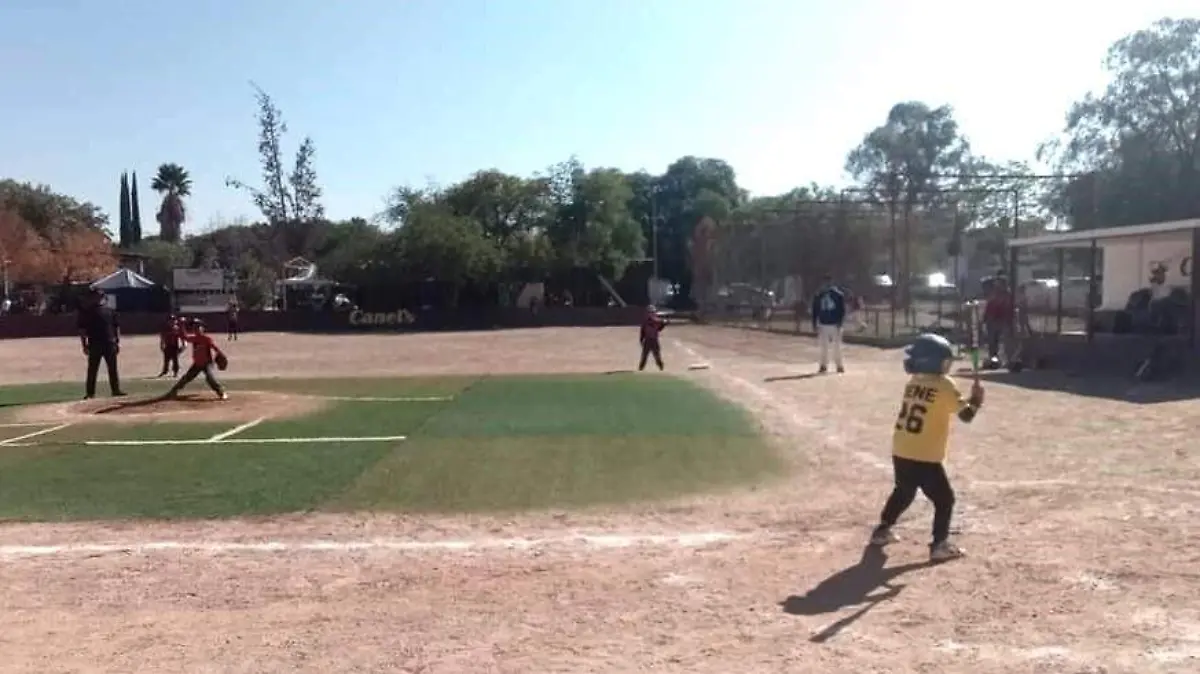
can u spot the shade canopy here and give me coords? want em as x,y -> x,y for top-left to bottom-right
91,268 -> 157,290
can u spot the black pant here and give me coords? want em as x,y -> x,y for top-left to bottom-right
167,363 -> 225,396
879,455 -> 956,544
85,345 -> 122,397
228,319 -> 239,340
160,347 -> 180,376
639,338 -> 663,371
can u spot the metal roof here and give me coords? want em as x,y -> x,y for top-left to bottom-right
1008,218 -> 1200,249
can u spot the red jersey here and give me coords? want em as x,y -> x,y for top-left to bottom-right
183,332 -> 219,366
640,314 -> 666,342
984,292 -> 1012,322
160,322 -> 182,348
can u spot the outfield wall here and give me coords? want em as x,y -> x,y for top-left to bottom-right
0,307 -> 646,340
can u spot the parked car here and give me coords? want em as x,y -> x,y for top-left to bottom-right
1021,277 -> 1098,314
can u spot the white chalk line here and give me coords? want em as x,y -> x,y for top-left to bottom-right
0,531 -> 745,558
0,422 -> 73,446
84,435 -> 408,447
207,417 -> 266,442
674,339 -> 890,473
0,422 -> 59,429
318,395 -> 454,403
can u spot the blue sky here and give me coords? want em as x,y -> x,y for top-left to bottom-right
1,0 -> 1195,236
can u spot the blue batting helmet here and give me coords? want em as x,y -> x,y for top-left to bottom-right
904,333 -> 954,374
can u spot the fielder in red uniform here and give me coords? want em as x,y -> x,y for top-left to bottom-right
639,305 -> 667,371
157,314 -> 183,378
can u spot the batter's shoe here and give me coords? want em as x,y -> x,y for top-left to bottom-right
818,365 -> 828,374
930,540 -> 965,562
218,392 -> 228,401
837,366 -> 845,374
869,525 -> 898,546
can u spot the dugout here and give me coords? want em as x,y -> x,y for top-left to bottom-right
1007,218 -> 1200,377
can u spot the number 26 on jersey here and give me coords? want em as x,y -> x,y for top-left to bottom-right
896,402 -> 926,434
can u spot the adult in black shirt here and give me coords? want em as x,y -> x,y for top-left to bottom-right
77,288 -> 126,399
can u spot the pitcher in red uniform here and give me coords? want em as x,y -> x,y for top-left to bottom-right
164,318 -> 228,400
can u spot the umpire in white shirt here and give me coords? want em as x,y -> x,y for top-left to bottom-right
811,275 -> 846,373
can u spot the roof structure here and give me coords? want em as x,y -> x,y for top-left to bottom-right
1008,218 -> 1200,249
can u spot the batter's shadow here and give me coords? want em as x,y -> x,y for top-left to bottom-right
779,545 -> 931,643
763,373 -> 825,383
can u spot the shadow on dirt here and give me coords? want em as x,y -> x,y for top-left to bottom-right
975,368 -> 1200,404
780,545 -> 931,643
90,394 -> 214,415
762,372 -> 825,383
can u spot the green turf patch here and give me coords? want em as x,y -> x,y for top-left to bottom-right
240,400 -> 444,439
240,376 -> 473,398
421,374 -> 756,437
0,441 -> 396,521
0,373 -> 779,521
333,434 -> 781,513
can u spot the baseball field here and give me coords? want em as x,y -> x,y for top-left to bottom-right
0,324 -> 1196,673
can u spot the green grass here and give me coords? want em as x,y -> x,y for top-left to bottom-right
0,374 -> 781,521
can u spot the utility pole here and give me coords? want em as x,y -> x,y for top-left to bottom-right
651,198 -> 660,281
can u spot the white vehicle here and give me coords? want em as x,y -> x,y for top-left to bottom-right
1022,277 -> 1096,314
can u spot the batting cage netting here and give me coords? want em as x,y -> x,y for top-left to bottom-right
692,200 -> 971,340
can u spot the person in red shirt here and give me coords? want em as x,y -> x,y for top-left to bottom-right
157,314 -> 183,378
639,305 -> 667,371
982,278 -> 1014,367
164,318 -> 228,400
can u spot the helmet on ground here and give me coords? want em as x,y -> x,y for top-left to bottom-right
904,333 -> 954,374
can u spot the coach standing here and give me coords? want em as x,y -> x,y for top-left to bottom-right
77,288 -> 126,399
811,275 -> 846,374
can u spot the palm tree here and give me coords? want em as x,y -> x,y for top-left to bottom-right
151,163 -> 192,243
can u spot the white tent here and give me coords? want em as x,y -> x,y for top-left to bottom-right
91,268 -> 156,290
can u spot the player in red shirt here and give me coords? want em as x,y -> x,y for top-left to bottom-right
164,318 -> 228,400
157,314 -> 183,378
638,305 -> 667,371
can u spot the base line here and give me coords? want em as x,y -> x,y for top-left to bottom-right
0,423 -> 73,446
84,435 -> 407,447
0,532 -> 744,558
320,395 -> 453,403
207,417 -> 267,442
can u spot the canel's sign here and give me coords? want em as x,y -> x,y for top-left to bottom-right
348,309 -> 417,327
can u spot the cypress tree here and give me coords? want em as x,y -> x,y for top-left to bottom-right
130,171 -> 143,244
118,172 -> 132,248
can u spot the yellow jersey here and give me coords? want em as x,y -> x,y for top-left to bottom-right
891,374 -> 968,464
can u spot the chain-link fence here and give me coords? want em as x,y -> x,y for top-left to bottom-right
696,199 -> 968,340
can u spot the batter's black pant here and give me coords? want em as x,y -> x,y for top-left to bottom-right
167,363 -> 225,396
639,338 -> 663,371
159,347 -> 181,377
879,455 -> 956,544
85,345 -> 123,397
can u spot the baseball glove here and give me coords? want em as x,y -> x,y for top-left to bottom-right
215,353 -> 229,371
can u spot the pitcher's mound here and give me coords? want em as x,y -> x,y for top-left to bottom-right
14,391 -> 327,425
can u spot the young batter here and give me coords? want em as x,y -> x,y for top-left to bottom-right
869,333 -> 984,562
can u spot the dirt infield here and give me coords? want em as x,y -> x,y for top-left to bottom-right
15,391 -> 326,425
0,326 -> 1197,673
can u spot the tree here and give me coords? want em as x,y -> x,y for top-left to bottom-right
1044,18 -> 1200,228
392,203 -> 501,305
151,163 -> 192,242
546,167 -> 644,279
226,83 -> 326,253
130,172 -> 143,244
652,157 -> 743,301
118,172 -> 132,248
131,238 -> 193,286
845,102 -> 970,304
